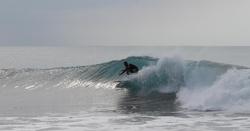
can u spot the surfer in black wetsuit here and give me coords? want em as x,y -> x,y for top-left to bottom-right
120,61 -> 139,75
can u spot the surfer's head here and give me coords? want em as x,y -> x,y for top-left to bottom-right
124,61 -> 129,67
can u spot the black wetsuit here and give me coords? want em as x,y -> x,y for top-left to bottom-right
120,63 -> 139,75
128,64 -> 139,73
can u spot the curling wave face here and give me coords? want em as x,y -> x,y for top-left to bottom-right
0,56 -> 249,112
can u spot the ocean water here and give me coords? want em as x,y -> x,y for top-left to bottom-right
1,46 -> 250,131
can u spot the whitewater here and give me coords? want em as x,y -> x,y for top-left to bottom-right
1,46 -> 250,131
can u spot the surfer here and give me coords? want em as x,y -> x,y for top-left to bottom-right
120,61 -> 139,75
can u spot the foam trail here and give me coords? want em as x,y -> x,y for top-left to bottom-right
178,69 -> 250,112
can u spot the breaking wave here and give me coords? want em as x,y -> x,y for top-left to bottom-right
0,56 -> 250,112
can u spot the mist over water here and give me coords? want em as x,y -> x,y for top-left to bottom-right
1,46 -> 250,131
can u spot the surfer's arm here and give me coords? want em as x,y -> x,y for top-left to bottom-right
119,69 -> 126,75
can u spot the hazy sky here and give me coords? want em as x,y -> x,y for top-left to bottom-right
1,0 -> 250,46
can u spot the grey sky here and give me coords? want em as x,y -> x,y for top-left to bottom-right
1,0 -> 250,46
